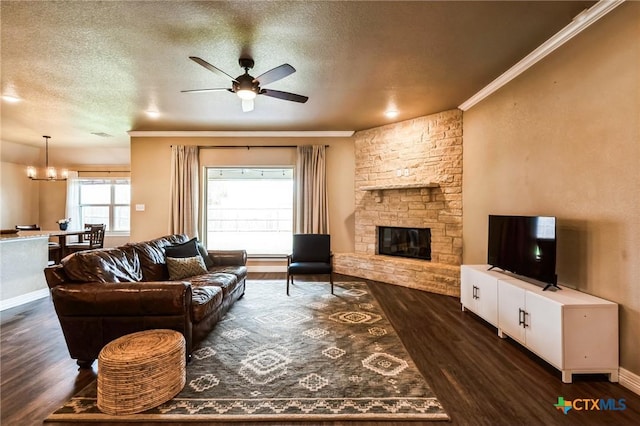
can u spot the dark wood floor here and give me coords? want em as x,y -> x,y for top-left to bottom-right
2,273 -> 639,425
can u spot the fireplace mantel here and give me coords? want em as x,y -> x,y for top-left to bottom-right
360,182 -> 439,202
360,182 -> 439,191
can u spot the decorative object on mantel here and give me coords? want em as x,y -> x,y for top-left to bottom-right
361,182 -> 440,202
26,135 -> 68,181
56,218 -> 71,231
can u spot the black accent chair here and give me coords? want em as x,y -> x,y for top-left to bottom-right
286,234 -> 333,295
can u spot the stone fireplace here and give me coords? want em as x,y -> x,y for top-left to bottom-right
333,109 -> 462,296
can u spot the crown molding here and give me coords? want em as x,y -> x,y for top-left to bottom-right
128,130 -> 355,138
459,0 -> 625,111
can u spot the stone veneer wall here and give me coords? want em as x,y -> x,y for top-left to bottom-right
334,109 -> 462,296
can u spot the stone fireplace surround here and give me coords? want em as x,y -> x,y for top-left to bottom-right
334,109 -> 462,297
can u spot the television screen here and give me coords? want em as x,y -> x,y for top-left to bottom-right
487,215 -> 557,287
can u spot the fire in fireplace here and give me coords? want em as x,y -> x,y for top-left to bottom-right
378,226 -> 431,261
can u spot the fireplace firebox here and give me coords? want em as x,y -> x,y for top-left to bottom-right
378,226 -> 431,261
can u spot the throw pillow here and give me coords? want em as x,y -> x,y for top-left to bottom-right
166,255 -> 208,280
165,237 -> 199,258
197,241 -> 215,270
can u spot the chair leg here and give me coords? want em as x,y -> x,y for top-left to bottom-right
330,272 -> 334,294
286,272 -> 290,296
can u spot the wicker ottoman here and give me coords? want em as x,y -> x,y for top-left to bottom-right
97,329 -> 186,415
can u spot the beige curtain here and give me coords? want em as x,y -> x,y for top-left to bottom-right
295,145 -> 329,234
169,145 -> 199,238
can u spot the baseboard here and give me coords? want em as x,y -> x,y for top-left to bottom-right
248,265 -> 287,273
619,367 -> 640,396
0,288 -> 50,311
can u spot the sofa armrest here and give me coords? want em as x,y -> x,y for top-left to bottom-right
50,281 -> 192,316
44,264 -> 69,289
208,249 -> 247,266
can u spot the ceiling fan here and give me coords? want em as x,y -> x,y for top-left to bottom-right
182,56 -> 309,112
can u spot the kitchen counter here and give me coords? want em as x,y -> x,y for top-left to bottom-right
0,234 -> 49,310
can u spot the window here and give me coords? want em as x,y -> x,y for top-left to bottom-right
205,167 -> 293,255
78,179 -> 130,232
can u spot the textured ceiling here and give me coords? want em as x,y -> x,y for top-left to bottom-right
1,1 -> 594,148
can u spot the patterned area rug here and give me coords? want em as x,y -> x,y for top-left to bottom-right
46,280 -> 449,422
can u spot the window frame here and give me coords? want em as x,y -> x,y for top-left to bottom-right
203,166 -> 295,256
77,178 -> 131,233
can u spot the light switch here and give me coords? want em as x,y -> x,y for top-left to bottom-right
135,204 -> 145,211
403,168 -> 409,176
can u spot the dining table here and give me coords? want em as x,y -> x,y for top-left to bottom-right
17,229 -> 89,258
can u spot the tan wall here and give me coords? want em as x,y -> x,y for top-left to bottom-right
1,141 -> 41,229
462,3 -> 640,375
130,137 -> 356,254
0,162 -> 40,229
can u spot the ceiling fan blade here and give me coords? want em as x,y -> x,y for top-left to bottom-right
242,99 -> 254,112
261,89 -> 308,103
189,56 -> 238,82
181,88 -> 230,93
254,64 -> 295,86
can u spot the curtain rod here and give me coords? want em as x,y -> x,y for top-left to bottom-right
171,145 -> 329,149
78,170 -> 131,173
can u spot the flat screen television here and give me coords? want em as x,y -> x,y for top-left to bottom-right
488,215 -> 558,290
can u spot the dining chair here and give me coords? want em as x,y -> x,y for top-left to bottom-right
77,223 -> 103,242
66,224 -> 106,253
286,234 -> 333,296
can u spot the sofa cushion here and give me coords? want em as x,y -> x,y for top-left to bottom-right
165,237 -> 199,258
124,234 -> 189,281
210,265 -> 248,281
189,272 -> 239,297
190,286 -> 224,323
62,248 -> 142,283
197,242 -> 215,269
167,255 -> 208,280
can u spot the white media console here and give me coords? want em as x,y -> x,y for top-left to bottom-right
460,265 -> 619,383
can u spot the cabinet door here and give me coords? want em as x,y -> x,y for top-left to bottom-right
524,291 -> 562,368
461,267 -> 499,326
475,272 -> 498,326
460,266 -> 477,312
497,280 -> 526,344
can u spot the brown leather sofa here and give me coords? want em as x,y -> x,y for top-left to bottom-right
44,234 -> 247,368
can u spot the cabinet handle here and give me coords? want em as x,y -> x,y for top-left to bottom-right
472,285 -> 479,299
518,308 -> 525,326
523,311 -> 529,328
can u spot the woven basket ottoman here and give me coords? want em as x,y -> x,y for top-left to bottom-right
97,329 -> 186,415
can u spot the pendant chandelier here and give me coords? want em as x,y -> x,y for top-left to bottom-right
27,135 -> 68,181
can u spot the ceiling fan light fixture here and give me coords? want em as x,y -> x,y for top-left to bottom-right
185,56 -> 307,109
237,88 -> 257,100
